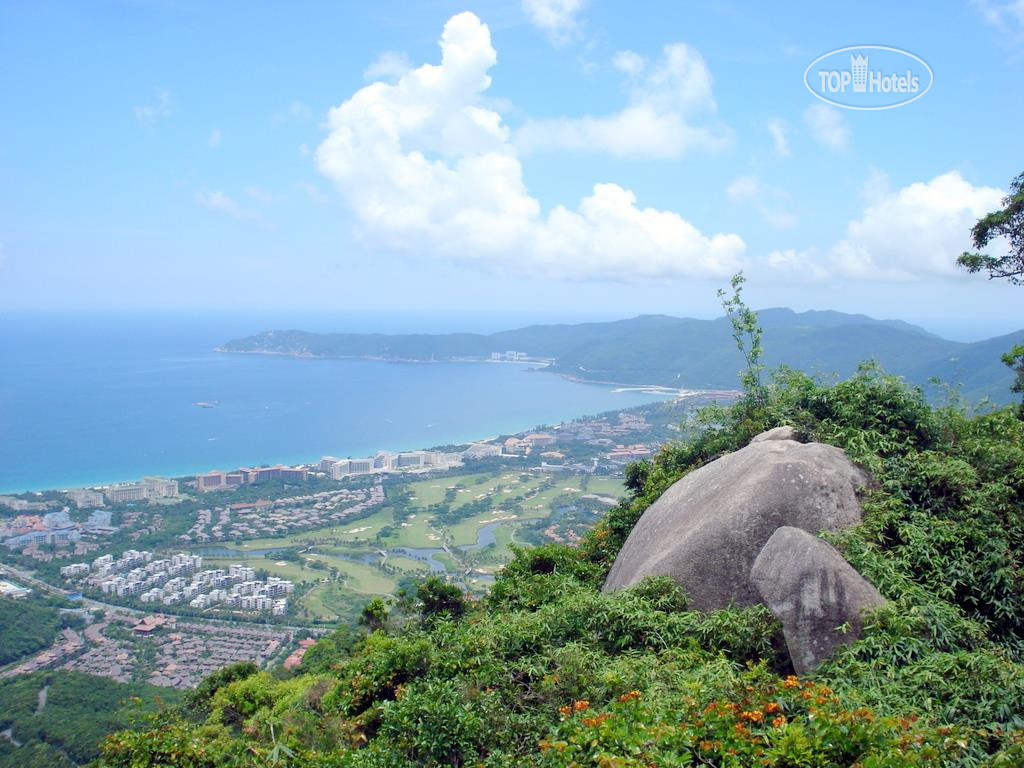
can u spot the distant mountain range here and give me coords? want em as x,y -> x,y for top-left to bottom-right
218,309 -> 1023,404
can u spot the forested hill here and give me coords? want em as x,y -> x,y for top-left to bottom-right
219,309 -> 1021,403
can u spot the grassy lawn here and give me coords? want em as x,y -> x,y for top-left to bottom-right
202,556 -> 319,584
447,508 -> 519,547
216,507 -> 396,550
403,478 -> 451,507
190,470 -> 626,620
433,551 -> 461,571
388,511 -> 444,548
384,554 -> 433,574
301,554 -> 397,594
582,476 -> 626,498
301,582 -> 364,622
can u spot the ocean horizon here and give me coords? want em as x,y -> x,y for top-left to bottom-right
0,312 -> 669,494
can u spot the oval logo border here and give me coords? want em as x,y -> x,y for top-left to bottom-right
804,45 -> 933,111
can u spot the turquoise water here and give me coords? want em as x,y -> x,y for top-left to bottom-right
0,313 -> 667,493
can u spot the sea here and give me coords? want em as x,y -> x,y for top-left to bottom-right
0,312 -> 670,494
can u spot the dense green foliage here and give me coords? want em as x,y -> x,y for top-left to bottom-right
0,670 -> 180,768
221,310 -> 1021,402
0,594 -> 81,666
92,361 -> 1024,766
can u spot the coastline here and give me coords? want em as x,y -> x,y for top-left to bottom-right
214,346 -> 727,397
0,392 -> 676,497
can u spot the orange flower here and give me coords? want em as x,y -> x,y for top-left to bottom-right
772,715 -> 787,728
764,702 -> 781,714
741,710 -> 764,723
574,700 -> 590,712
618,690 -> 642,702
559,705 -> 572,717
783,675 -> 800,689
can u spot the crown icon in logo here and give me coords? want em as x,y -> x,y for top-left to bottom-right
851,53 -> 868,92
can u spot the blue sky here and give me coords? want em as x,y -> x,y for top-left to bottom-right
1,0 -> 1022,339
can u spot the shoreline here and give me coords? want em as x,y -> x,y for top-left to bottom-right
1,353 -> 733,497
0,396 -> 679,498
215,346 -> 724,396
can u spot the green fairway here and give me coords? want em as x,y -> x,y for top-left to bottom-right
303,554 -> 398,594
202,556 -> 318,583
189,469 -> 626,622
383,554 -> 433,574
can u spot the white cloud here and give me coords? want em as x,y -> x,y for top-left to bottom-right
133,88 -> 170,124
973,0 -> 1024,43
315,12 -> 745,281
727,175 -> 796,229
273,100 -> 312,124
516,43 -> 729,159
612,50 -> 646,76
766,248 -> 828,281
522,0 -> 588,44
766,118 -> 791,156
829,171 -> 1004,280
195,190 -> 257,220
208,128 -> 222,148
363,51 -> 413,81
726,176 -> 760,202
803,104 -> 849,152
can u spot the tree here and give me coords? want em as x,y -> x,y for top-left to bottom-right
957,171 -> 1024,284
718,272 -> 766,407
359,597 -> 389,632
1003,344 -> 1024,416
416,576 -> 466,624
623,460 -> 651,497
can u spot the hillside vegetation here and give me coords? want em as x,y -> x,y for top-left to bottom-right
0,594 -> 81,667
0,671 -> 180,768
95,361 -> 1024,767
219,310 -> 1021,403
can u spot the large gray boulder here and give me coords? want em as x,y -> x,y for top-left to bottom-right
603,430 -> 869,610
751,526 -> 886,673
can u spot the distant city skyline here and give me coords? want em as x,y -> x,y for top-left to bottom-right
1,1 -> 1022,335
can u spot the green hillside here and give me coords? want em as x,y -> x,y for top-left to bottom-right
220,310 -> 1020,403
93,366 -> 1024,767
0,671 -> 181,768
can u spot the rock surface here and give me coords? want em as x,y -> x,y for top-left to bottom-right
750,526 -> 886,673
603,429 -> 869,610
750,425 -> 798,442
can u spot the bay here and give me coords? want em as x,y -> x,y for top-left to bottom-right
0,313 -> 668,493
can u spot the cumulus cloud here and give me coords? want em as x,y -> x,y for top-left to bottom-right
195,190 -> 257,220
612,50 -> 646,76
363,51 -> 413,81
829,171 -> 1004,280
315,12 -> 745,281
522,0 -> 588,44
516,43 -> 730,159
766,118 -> 791,156
727,175 -> 796,229
134,88 -> 170,124
803,104 -> 849,151
766,248 -> 828,281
